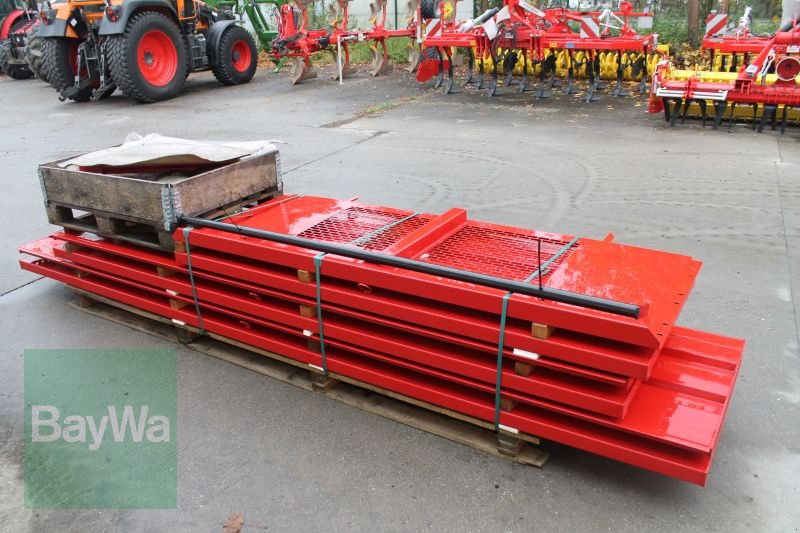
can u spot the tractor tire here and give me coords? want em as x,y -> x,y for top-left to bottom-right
210,25 -> 257,86
107,11 -> 187,103
41,37 -> 93,101
420,0 -> 437,19
24,23 -> 49,83
420,0 -> 454,20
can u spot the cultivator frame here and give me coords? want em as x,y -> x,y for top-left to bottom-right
268,0 -> 660,102
652,20 -> 800,133
417,0 -> 657,102
702,8 -> 772,72
270,0 -> 418,84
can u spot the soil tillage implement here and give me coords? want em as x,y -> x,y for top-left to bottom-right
701,7 -> 773,73
20,187 -> 744,485
270,0 -> 420,84
35,0 -> 258,102
416,0 -> 659,102
651,19 -> 800,133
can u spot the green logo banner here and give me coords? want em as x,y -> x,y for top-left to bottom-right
24,349 -> 177,509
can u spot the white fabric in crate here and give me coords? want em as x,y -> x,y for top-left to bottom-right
59,133 -> 282,168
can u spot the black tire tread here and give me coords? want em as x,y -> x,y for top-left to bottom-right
420,0 -> 437,19
210,25 -> 257,86
24,23 -> 49,82
41,37 -> 92,100
106,11 -> 186,103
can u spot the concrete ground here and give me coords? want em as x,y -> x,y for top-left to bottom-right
0,65 -> 798,532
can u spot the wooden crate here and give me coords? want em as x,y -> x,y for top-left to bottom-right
68,288 -> 549,468
39,149 -> 282,251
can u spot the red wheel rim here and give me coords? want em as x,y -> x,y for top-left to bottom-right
776,56 -> 800,82
137,30 -> 178,87
231,39 -> 251,73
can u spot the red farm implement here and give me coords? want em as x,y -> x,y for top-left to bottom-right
651,19 -> 800,133
416,0 -> 658,102
20,193 -> 744,486
269,0 -> 661,102
270,0 -> 419,84
701,8 -> 772,71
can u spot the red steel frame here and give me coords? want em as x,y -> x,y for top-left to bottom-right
19,248 -> 741,485
417,0 -> 656,99
18,193 -> 744,485
651,25 -> 800,128
270,0 -> 417,82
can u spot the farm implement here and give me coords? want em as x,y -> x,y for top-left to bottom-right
270,0 -> 419,84
416,0 -> 659,102
651,18 -> 800,132
18,144 -> 744,485
268,0 -> 661,102
701,7 -> 773,72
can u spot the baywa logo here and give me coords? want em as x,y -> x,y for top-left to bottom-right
24,349 -> 177,509
31,405 -> 171,450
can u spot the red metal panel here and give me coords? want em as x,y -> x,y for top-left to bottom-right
39,238 -> 635,418
17,191 -> 744,486
52,231 -> 644,384
173,197 -> 668,347
19,253 -> 726,486
20,238 -> 741,456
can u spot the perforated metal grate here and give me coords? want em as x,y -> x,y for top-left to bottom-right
420,224 -> 578,282
297,207 -> 431,251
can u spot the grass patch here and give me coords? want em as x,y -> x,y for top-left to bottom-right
363,97 -> 416,116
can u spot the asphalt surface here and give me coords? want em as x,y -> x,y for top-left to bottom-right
1,65 -> 799,532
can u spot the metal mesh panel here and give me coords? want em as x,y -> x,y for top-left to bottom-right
297,207 -> 430,251
421,224 -> 578,282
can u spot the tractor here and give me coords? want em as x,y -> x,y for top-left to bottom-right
0,0 -> 38,79
37,0 -> 259,102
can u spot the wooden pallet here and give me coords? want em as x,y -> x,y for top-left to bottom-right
68,288 -> 549,468
48,186 -> 281,252
39,148 -> 282,252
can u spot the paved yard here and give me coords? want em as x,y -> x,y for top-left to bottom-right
1,66 -> 798,532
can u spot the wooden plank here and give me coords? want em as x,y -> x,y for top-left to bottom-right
157,266 -> 178,278
41,164 -> 165,221
514,360 -> 536,376
500,398 -> 518,411
299,304 -> 317,318
39,149 -> 280,233
67,294 -> 547,466
198,188 -> 280,222
532,322 -> 555,340
173,151 -> 279,217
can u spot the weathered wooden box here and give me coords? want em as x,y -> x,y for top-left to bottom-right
38,148 -> 282,251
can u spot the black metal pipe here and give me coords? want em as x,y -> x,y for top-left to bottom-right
180,216 -> 641,318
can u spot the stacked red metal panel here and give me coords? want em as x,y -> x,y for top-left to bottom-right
18,194 -> 743,485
